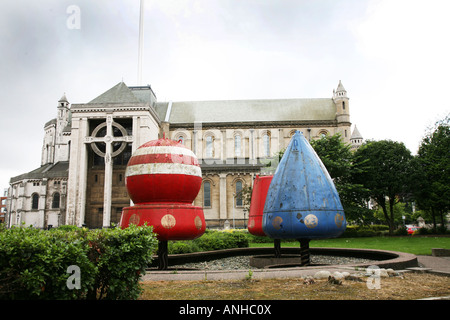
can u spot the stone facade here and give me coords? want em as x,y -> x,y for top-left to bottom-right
6,81 -> 362,229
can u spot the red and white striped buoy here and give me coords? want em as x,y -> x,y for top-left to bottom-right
120,137 -> 205,241
125,138 -> 202,204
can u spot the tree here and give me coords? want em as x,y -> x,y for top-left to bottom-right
353,140 -> 413,234
310,134 -> 370,224
413,114 -> 450,231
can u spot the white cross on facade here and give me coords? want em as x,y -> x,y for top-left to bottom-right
84,115 -> 133,227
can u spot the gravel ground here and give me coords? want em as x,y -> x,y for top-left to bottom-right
171,255 -> 373,270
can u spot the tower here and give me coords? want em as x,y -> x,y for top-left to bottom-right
55,94 -> 72,162
333,80 -> 351,141
57,94 -> 70,132
41,94 -> 71,166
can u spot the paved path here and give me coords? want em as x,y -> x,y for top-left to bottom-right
417,255 -> 450,274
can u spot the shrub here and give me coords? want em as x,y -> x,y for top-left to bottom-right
0,225 -> 95,299
85,224 -> 158,300
194,230 -> 249,251
341,224 -> 388,238
0,224 -> 158,300
394,226 -> 408,236
168,241 -> 200,254
417,227 -> 431,235
168,229 -> 249,254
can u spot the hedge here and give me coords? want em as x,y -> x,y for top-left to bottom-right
0,224 -> 158,300
168,229 -> 249,254
341,224 -> 389,237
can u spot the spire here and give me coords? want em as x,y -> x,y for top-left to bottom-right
350,125 -> 363,140
58,93 -> 68,103
350,125 -> 363,149
58,93 -> 69,109
336,80 -> 346,93
334,80 -> 347,99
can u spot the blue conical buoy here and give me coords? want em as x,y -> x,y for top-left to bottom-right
262,131 -> 346,240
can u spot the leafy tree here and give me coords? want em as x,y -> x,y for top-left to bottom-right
373,201 -> 410,225
353,140 -> 413,234
413,114 -> 450,231
310,134 -> 370,224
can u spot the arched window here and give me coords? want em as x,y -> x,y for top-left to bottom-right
234,134 -> 241,157
342,101 -> 346,110
31,193 -> 39,210
206,135 -> 214,157
177,135 -> 184,145
204,182 -> 211,207
203,181 -> 211,207
262,132 -> 271,157
318,130 -> 328,138
52,192 -> 60,209
235,180 -> 243,207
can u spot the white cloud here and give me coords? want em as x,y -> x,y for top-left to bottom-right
350,0 -> 450,153
1,0 -> 449,190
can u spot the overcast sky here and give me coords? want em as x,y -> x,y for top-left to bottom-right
1,0 -> 449,190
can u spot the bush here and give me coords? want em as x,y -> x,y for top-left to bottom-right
194,230 -> 249,251
245,233 -> 274,243
168,229 -> 249,254
0,224 -> 157,300
416,225 -> 450,235
85,224 -> 158,300
417,227 -> 431,235
0,225 -> 96,299
341,225 -> 389,238
168,241 -> 200,254
394,226 -> 408,236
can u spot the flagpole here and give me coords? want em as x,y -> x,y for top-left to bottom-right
138,0 -> 144,85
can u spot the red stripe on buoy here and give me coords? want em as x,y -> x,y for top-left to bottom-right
126,173 -> 202,204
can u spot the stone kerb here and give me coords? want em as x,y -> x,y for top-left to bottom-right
432,248 -> 450,257
148,247 -> 419,271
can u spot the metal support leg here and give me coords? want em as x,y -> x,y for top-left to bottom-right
158,240 -> 168,270
299,239 -> 310,266
274,239 -> 281,258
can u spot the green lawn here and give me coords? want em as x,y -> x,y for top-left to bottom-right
249,236 -> 450,255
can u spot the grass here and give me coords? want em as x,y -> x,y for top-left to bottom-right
140,273 -> 450,300
250,236 -> 450,255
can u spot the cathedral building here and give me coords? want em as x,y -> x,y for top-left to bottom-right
6,80 -> 362,229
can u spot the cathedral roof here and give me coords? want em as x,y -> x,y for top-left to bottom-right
74,82 -> 340,126
88,82 -> 141,104
129,85 -> 157,103
164,98 -> 337,125
44,118 -> 56,128
10,161 -> 69,183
